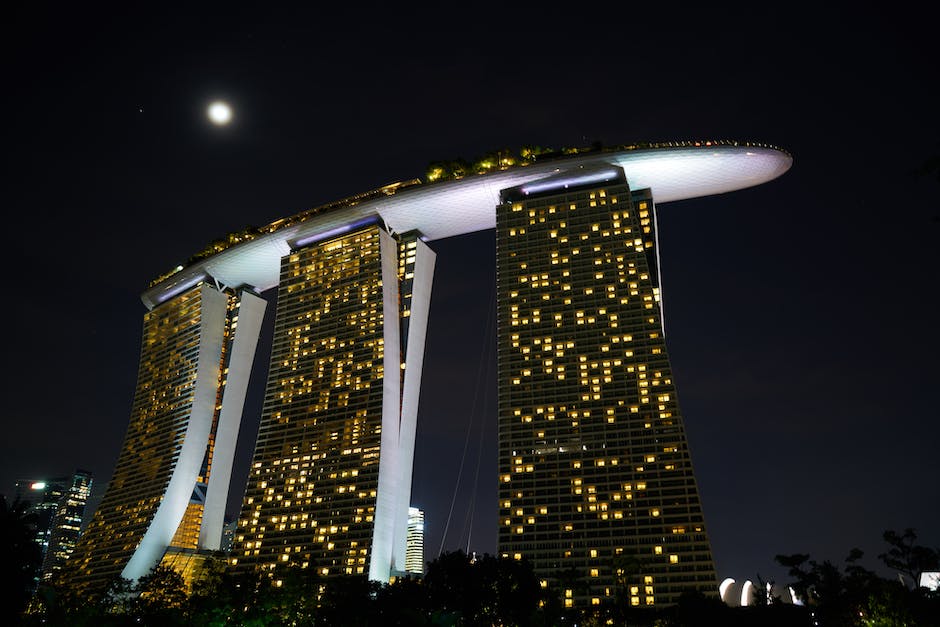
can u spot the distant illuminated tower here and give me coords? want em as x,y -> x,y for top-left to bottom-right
40,471 -> 93,582
495,168 -> 717,606
220,519 -> 238,553
14,470 -> 92,586
232,220 -> 435,582
15,479 -> 65,584
405,507 -> 425,576
63,284 -> 267,593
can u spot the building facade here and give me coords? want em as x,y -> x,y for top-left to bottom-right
14,470 -> 93,586
405,507 -> 425,576
64,284 -> 266,593
65,142 -> 791,606
232,221 -> 435,582
495,169 -> 715,606
220,519 -> 238,553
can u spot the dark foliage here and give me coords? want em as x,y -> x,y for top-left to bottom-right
10,533 -> 940,626
775,530 -> 940,627
0,496 -> 43,625
878,528 -> 940,588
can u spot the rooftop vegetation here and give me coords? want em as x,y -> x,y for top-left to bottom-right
149,139 -> 787,288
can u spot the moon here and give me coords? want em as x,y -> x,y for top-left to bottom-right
207,101 -> 233,126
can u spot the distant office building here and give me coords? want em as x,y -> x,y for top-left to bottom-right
40,471 -> 93,582
65,142 -> 791,608
14,470 -> 93,585
405,507 -> 425,576
14,478 -> 66,579
221,519 -> 238,554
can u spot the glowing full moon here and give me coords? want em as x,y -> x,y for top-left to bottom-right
207,101 -> 233,125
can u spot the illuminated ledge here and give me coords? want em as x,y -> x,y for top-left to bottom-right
142,142 -> 791,308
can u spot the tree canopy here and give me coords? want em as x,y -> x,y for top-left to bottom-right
7,529 -> 939,626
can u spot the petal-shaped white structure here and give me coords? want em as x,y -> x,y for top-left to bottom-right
719,577 -> 736,603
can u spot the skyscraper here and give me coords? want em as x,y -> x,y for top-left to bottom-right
64,285 -> 267,594
232,221 -> 435,582
406,507 -> 425,576
40,471 -> 93,582
67,142 -> 791,606
15,479 -> 65,586
496,168 -> 714,606
14,470 -> 92,586
220,519 -> 238,553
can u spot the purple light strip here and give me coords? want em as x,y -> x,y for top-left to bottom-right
520,168 -> 621,195
292,215 -> 382,248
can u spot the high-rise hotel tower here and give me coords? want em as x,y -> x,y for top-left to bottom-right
65,285 -> 267,592
233,221 -> 434,582
496,169 -> 712,606
65,141 -> 791,606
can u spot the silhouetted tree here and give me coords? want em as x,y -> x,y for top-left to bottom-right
670,590 -> 735,627
251,563 -> 321,626
423,550 -> 544,626
878,528 -> 939,589
476,553 -> 542,626
101,575 -> 137,621
374,575 -> 433,625
132,563 -> 188,624
1,496 -> 43,625
775,549 -> 881,626
186,552 -> 242,624
751,572 -> 778,606
23,579 -> 104,627
317,575 -> 381,626
423,549 -> 475,623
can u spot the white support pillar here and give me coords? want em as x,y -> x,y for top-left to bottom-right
369,229 -> 403,582
392,239 -> 435,573
122,284 -> 228,580
199,290 -> 267,550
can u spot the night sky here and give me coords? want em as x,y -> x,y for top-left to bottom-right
3,4 -> 937,587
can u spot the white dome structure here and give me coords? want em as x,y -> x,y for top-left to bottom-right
718,577 -> 802,606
